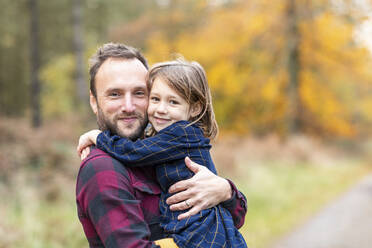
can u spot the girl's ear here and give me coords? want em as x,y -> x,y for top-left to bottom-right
190,102 -> 202,118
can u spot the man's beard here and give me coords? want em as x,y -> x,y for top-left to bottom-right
96,106 -> 148,141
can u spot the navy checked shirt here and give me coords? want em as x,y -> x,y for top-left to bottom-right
95,121 -> 247,248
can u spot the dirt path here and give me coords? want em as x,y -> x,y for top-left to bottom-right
270,174 -> 372,248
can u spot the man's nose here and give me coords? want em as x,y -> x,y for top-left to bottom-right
121,94 -> 135,113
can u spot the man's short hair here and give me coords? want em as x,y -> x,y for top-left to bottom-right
89,43 -> 149,98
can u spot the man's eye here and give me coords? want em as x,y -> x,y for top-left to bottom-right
135,91 -> 145,96
110,92 -> 120,97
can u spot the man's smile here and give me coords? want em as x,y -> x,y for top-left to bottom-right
118,116 -> 138,124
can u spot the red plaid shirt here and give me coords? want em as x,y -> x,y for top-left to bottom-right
76,148 -> 247,248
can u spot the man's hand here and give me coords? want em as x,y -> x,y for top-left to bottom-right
166,157 -> 232,220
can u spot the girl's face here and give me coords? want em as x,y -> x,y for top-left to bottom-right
147,77 -> 191,132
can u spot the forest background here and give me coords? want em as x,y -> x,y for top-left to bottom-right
0,0 -> 372,247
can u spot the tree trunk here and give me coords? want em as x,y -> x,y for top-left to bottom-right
286,0 -> 302,134
29,0 -> 41,128
72,0 -> 88,109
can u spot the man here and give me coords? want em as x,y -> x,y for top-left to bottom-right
76,43 -> 247,247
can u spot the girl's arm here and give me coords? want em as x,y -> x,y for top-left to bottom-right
96,123 -> 204,167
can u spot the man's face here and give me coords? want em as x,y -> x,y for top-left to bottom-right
90,58 -> 149,140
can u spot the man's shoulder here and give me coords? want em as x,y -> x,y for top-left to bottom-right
77,147 -> 158,187
76,147 -> 160,197
77,147 -> 130,182
80,146 -> 112,169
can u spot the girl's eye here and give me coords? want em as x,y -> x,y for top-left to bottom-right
170,100 -> 179,105
151,96 -> 160,102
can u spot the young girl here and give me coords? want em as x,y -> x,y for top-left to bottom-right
77,59 -> 247,248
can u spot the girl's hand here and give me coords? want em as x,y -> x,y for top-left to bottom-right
77,129 -> 102,159
80,147 -> 91,160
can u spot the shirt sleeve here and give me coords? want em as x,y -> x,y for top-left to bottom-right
76,154 -> 160,248
96,125 -> 199,167
220,179 -> 248,229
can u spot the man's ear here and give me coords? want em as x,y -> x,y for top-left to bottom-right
90,91 -> 98,115
190,102 -> 202,118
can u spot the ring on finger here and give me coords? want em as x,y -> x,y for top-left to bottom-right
185,200 -> 190,207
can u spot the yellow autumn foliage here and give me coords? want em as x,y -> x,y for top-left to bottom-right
40,54 -> 76,118
143,0 -> 372,138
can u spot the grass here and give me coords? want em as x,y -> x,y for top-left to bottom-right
0,117 -> 370,247
236,159 -> 370,248
1,177 -> 86,248
1,160 -> 368,248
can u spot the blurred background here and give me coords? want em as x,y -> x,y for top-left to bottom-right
0,0 -> 372,247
